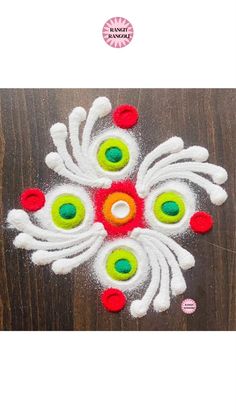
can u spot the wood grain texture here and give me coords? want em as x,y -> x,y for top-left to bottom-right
0,89 -> 235,331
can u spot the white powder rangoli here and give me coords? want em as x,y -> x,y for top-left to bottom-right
7,97 -> 228,317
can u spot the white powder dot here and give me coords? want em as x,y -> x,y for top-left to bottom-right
111,200 -> 130,219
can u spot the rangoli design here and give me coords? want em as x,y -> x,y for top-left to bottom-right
7,97 -> 228,317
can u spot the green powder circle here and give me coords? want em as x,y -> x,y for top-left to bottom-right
59,203 -> 77,219
105,147 -> 123,163
115,259 -> 132,274
161,201 -> 179,216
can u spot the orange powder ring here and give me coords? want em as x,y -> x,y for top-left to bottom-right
102,192 -> 137,225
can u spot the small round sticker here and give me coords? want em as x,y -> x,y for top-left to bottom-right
102,17 -> 134,48
181,299 -> 197,314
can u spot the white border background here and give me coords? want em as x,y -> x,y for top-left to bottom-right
0,0 -> 236,417
0,333 -> 235,419
0,0 -> 235,87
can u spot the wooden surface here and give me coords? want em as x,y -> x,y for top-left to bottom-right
0,89 -> 235,331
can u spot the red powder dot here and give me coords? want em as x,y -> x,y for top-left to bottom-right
101,288 -> 126,313
190,211 -> 213,234
113,104 -> 139,129
20,188 -> 45,211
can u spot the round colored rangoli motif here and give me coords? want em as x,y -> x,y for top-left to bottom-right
7,97 -> 228,318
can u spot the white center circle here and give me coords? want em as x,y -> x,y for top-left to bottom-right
111,200 -> 130,219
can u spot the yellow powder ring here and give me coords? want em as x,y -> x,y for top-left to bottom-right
153,192 -> 185,224
102,192 -> 136,225
97,138 -> 130,171
51,194 -> 85,229
106,248 -> 138,281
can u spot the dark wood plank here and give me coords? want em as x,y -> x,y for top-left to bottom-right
0,89 -> 235,330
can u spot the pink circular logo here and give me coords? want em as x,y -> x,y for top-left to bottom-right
102,17 -> 134,48
181,299 -> 197,314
